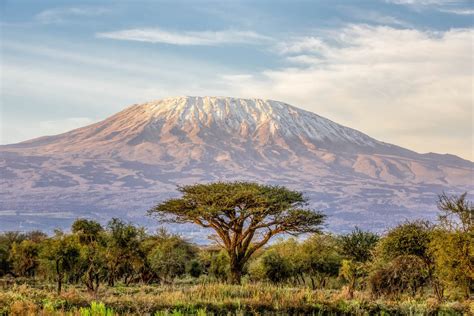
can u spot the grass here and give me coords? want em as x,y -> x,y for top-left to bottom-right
0,282 -> 472,315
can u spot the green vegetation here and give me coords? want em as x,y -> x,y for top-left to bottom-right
0,182 -> 472,315
1,282 -> 472,315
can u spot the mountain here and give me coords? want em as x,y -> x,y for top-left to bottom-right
1,96 -> 472,237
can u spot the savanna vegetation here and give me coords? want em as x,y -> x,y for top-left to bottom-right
0,182 -> 472,315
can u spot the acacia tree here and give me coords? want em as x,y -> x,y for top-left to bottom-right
149,181 -> 325,284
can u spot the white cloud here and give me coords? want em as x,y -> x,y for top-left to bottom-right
96,28 -> 272,46
220,74 -> 255,81
277,37 -> 328,55
36,7 -> 110,24
386,0 -> 457,4
341,7 -> 410,27
223,25 -> 474,160
439,8 -> 474,15
357,12 -> 408,26
386,0 -> 473,15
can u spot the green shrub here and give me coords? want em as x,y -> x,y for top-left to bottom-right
79,301 -> 115,316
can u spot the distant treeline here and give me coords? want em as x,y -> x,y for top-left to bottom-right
0,189 -> 472,303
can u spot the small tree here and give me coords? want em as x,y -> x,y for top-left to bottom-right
147,229 -> 196,283
9,240 -> 40,277
72,219 -> 106,294
40,231 -> 81,294
340,227 -> 379,263
430,193 -> 473,299
0,232 -> 25,277
339,259 -> 363,299
378,221 -> 432,261
8,231 -> 47,278
149,182 -> 325,284
301,234 -> 342,289
261,249 -> 292,283
267,238 -> 305,285
437,192 -> 473,232
339,227 -> 379,298
430,230 -> 473,299
105,218 -> 144,286
373,221 -> 436,299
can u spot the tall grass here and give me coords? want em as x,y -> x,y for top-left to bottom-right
0,282 -> 471,315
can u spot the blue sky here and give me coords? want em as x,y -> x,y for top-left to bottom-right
1,0 -> 473,159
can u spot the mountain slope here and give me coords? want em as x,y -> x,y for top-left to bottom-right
1,96 -> 472,235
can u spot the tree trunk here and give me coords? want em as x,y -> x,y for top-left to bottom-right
57,277 -> 62,295
430,272 -> 444,302
299,273 -> 305,285
229,263 -> 243,284
227,253 -> 245,285
347,286 -> 354,300
294,276 -> 300,286
321,277 -> 326,289
108,273 -> 115,287
347,279 -> 355,299
433,281 -> 444,302
85,274 -> 94,293
94,273 -> 100,294
56,260 -> 62,295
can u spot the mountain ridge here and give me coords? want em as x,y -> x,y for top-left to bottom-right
0,96 -> 472,235
7,96 -> 470,162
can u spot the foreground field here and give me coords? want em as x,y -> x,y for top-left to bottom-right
0,282 -> 472,315
1,191 -> 472,315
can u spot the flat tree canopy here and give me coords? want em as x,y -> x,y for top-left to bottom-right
148,181 -> 325,284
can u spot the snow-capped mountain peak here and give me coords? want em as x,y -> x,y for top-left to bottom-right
137,96 -> 380,147
60,96 -> 382,156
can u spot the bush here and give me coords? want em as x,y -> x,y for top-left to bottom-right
369,255 -> 429,298
261,250 -> 292,283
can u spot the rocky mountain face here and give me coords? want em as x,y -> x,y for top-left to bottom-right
1,96 -> 472,237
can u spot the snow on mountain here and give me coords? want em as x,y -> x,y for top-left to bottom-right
1,96 -> 472,236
